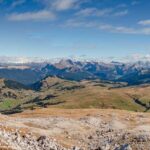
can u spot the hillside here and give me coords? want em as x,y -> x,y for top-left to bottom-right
21,76 -> 150,113
0,78 -> 36,114
0,68 -> 43,85
0,108 -> 150,149
1,76 -> 150,114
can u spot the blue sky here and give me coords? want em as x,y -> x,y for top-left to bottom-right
0,0 -> 150,58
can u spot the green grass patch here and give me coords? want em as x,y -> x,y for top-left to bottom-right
0,99 -> 21,111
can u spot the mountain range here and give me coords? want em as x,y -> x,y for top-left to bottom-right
0,58 -> 150,85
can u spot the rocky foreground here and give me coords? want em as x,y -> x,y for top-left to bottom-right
0,109 -> 150,150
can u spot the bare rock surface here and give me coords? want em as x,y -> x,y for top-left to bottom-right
0,109 -> 150,150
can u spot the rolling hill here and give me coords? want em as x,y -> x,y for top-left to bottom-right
1,72 -> 150,114
0,78 -> 36,114
19,76 -> 150,113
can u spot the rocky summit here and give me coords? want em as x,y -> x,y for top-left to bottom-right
0,109 -> 150,150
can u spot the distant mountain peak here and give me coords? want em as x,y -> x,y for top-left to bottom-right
0,54 -> 150,64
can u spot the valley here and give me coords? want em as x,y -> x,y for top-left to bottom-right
1,75 -> 150,114
0,60 -> 150,149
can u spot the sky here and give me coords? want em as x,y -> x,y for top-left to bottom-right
0,0 -> 150,59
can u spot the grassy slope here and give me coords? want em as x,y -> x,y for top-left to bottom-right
0,78 -> 37,112
1,77 -> 150,113
26,77 -> 150,112
47,84 -> 144,111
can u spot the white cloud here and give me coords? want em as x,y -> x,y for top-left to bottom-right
65,19 -> 98,28
98,24 -> 136,34
11,0 -> 26,7
65,19 -> 150,35
8,10 -> 56,21
113,10 -> 128,17
75,8 -> 113,17
75,7 -> 128,18
138,20 -> 150,26
116,4 -> 127,8
139,28 -> 150,35
38,0 -> 87,11
75,8 -> 96,17
51,0 -> 78,11
131,1 -> 140,5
